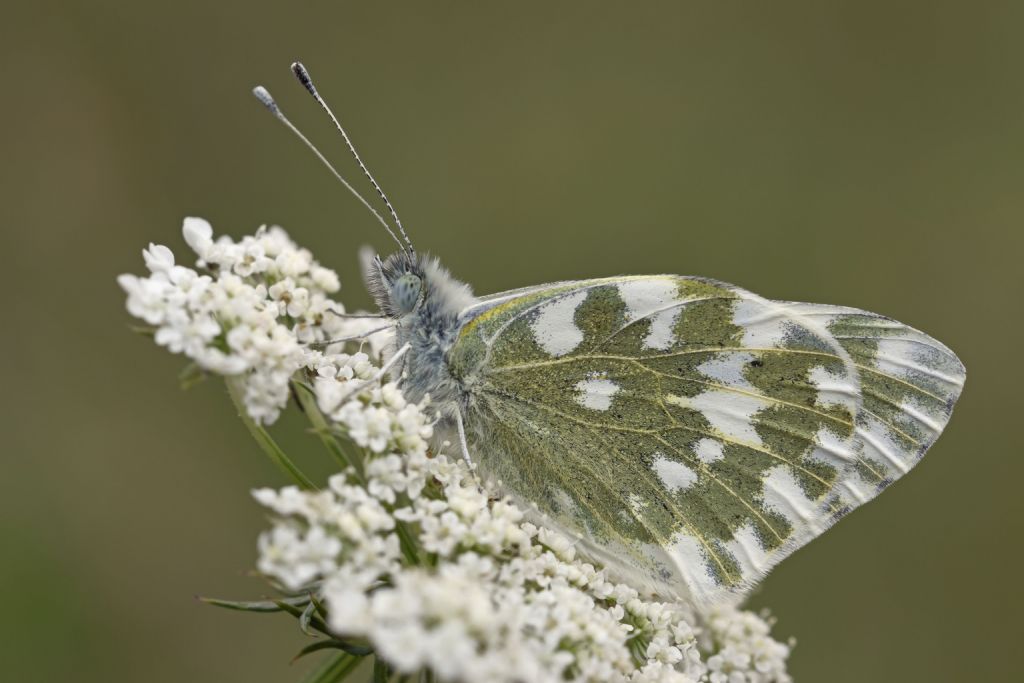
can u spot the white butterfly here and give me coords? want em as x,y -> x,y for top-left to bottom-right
257,64 -> 965,605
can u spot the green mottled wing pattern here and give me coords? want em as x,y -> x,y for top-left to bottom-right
448,276 -> 964,605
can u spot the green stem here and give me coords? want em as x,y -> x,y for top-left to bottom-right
226,378 -> 317,490
293,381 -> 365,482
295,380 -> 420,565
300,652 -> 363,682
394,518 -> 421,566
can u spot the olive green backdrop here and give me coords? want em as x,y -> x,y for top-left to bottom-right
2,2 -> 1021,681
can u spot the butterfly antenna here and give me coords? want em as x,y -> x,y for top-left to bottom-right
291,61 -> 415,255
251,85 -> 406,252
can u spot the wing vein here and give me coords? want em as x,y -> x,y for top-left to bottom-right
483,394 -> 740,584
479,385 -> 834,489
493,348 -> 949,404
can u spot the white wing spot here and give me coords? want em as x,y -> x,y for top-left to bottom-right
874,338 -> 917,381
666,532 -> 722,600
651,452 -> 698,493
644,309 -> 682,350
531,290 -> 588,357
808,365 -> 859,413
733,297 -> 790,347
807,426 -> 857,465
697,352 -> 757,389
899,397 -> 944,435
617,279 -> 679,320
669,391 -> 768,447
839,478 -> 870,504
761,465 -> 820,531
574,377 -> 620,411
725,521 -> 772,576
616,279 -> 683,350
694,438 -> 725,465
856,415 -> 910,474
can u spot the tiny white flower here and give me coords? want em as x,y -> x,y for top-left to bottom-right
182,216 -> 214,258
118,273 -> 170,325
143,243 -> 175,273
275,248 -> 313,278
310,265 -> 341,293
154,311 -> 220,354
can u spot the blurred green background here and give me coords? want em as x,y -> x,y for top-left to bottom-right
3,1 -> 1022,681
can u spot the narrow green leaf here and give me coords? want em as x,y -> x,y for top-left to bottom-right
226,378 -> 317,490
292,639 -> 373,662
274,599 -> 331,635
299,652 -> 363,683
179,362 -> 207,390
299,600 -> 317,636
197,595 -> 309,613
338,642 -> 374,657
293,380 -> 364,479
274,599 -> 304,618
310,592 -> 328,619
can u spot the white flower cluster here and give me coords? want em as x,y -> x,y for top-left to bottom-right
254,381 -> 792,682
121,220 -> 793,682
117,218 -> 382,424
700,609 -> 793,683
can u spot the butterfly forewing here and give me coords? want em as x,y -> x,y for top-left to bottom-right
448,276 -> 964,605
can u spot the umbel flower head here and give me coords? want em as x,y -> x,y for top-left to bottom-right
119,219 -> 793,682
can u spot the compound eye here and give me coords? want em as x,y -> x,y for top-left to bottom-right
391,273 -> 423,314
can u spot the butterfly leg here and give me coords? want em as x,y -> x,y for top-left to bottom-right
454,407 -> 475,471
334,342 -> 411,403
302,322 -> 395,348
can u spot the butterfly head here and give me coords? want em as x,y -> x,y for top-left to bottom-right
365,250 -> 424,317
364,249 -> 475,321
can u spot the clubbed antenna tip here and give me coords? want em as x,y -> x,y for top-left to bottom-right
252,85 -> 279,114
291,62 -> 317,96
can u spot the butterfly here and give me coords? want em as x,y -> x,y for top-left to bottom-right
257,63 -> 965,606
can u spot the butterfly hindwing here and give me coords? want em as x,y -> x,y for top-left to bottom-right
448,276 -> 964,605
